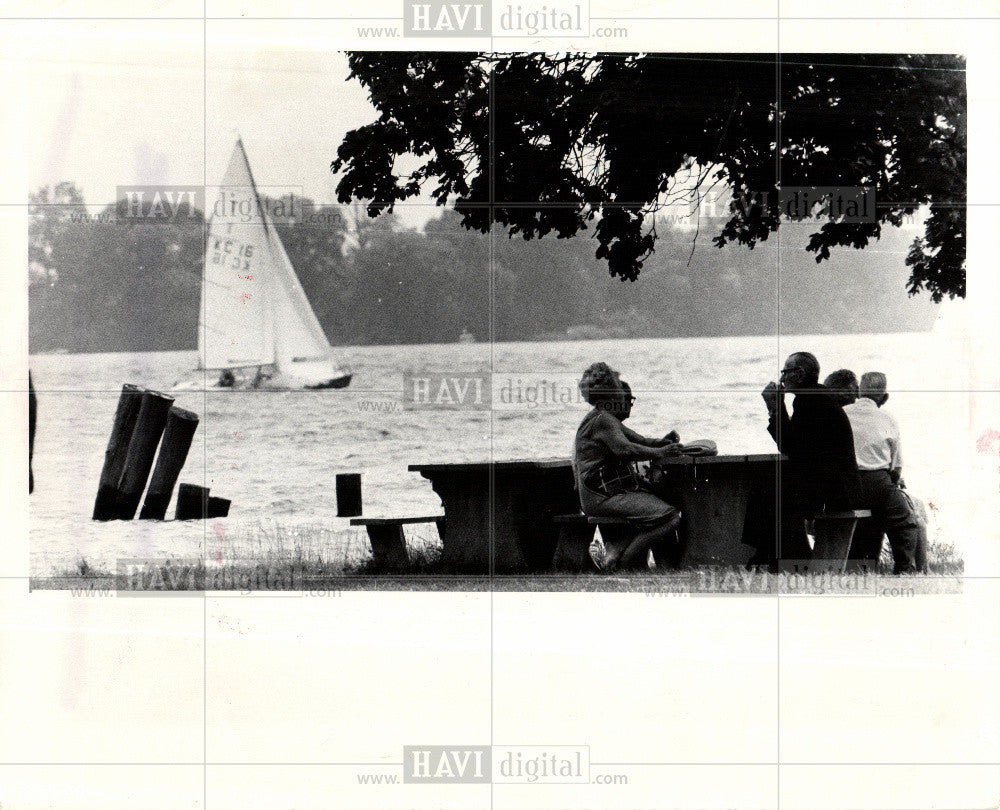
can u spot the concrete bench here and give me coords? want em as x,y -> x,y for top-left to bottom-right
810,509 -> 873,573
349,515 -> 445,571
551,514 -> 632,572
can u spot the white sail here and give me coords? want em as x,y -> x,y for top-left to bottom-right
176,138 -> 351,391
260,205 -> 334,371
199,140 -> 275,370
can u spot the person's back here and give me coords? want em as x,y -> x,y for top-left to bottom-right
785,386 -> 861,509
761,352 -> 861,566
842,372 -> 918,573
842,396 -> 901,473
573,407 -> 628,500
767,377 -> 860,510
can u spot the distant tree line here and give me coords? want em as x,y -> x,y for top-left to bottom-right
28,182 -> 937,353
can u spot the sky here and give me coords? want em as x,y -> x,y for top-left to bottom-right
19,19 -> 430,221
18,20 -> 935,243
16,22 -> 719,232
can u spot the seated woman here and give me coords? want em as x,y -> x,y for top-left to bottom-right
574,363 -> 684,570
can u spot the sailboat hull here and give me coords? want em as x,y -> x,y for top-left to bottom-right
172,366 -> 352,392
304,373 -> 353,390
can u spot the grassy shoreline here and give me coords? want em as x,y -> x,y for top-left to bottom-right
31,526 -> 964,595
29,571 -> 964,595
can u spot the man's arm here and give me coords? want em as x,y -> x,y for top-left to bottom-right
620,423 -> 679,447
888,437 -> 902,483
886,412 -> 903,484
620,423 -> 658,446
593,414 -> 682,461
766,399 -> 796,454
762,381 -> 799,455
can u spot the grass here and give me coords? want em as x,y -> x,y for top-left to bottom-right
32,522 -> 964,594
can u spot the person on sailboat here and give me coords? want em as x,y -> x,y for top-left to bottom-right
218,369 -> 236,388
251,366 -> 272,388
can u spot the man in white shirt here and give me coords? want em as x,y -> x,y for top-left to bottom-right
842,372 -> 919,573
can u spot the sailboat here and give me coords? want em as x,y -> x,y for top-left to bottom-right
174,139 -> 352,391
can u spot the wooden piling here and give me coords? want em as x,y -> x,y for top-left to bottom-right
206,496 -> 231,518
114,389 -> 175,520
336,473 -> 362,517
29,371 -> 36,494
175,483 -> 210,520
92,384 -> 144,520
138,406 -> 200,520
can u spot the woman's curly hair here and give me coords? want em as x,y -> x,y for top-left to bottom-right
579,362 -> 622,406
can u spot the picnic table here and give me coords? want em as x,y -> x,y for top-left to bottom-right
649,453 -> 783,567
408,458 -> 578,574
409,453 -> 785,574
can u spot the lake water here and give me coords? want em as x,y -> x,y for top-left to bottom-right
29,332 -> 992,577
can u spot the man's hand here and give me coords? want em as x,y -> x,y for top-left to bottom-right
761,381 -> 782,413
656,442 -> 684,459
660,429 -> 680,445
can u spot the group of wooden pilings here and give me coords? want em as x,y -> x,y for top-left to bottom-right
92,384 -> 230,522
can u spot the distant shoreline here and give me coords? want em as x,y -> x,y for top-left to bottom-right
28,328 -> 938,357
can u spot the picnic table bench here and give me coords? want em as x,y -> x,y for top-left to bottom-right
349,515 -> 444,571
551,513 -> 631,572
808,509 -> 873,573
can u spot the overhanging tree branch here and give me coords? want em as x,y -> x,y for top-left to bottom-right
332,52 -> 966,300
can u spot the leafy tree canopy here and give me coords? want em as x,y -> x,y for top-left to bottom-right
332,52 -> 966,301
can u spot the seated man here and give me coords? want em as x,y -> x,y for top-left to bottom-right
761,352 -> 861,568
574,363 -> 683,571
823,368 -> 859,407
842,372 -> 920,574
